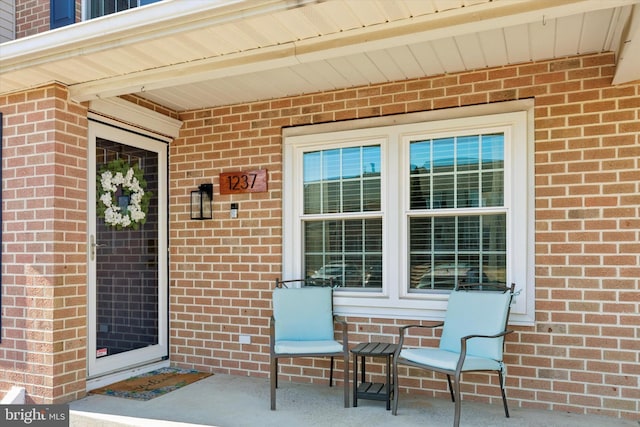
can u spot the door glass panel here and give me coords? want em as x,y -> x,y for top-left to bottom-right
95,138 -> 159,357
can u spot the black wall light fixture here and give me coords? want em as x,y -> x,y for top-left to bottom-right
191,183 -> 213,220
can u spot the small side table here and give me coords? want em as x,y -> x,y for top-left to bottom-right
351,342 -> 398,410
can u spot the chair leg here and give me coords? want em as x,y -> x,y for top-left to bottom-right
452,374 -> 462,427
329,356 -> 334,387
270,357 -> 277,410
498,371 -> 510,418
392,359 -> 399,415
446,374 -> 455,402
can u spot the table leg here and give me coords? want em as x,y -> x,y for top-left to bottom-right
385,355 -> 391,410
353,353 -> 358,407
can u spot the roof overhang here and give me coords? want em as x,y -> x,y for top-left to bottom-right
1,0 -> 639,112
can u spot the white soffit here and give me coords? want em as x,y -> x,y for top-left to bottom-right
1,0 -> 639,111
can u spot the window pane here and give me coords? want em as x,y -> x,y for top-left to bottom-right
410,175 -> 430,209
304,151 -> 321,182
342,180 -> 361,212
303,145 -> 381,214
117,0 -> 131,12
410,141 -> 431,209
409,214 -> 506,292
482,171 -> 504,207
363,145 -> 381,211
433,216 -> 455,254
363,146 -> 381,176
364,219 -> 382,252
323,149 -> 340,181
458,216 -> 479,251
483,254 -> 507,283
456,135 -> 479,172
410,141 -> 430,173
91,0 -> 139,18
433,138 -> 455,173
326,220 -> 343,253
481,134 -> 504,207
344,220 -> 363,252
432,174 -> 454,209
410,133 -> 504,211
483,214 -> 506,252
324,181 -> 341,213
363,178 -> 381,211
303,152 -> 321,214
342,147 -> 361,178
457,172 -> 480,208
304,221 -> 324,253
304,219 -> 382,290
482,134 -> 504,170
323,150 -> 341,214
304,183 -> 321,214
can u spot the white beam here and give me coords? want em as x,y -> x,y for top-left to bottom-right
613,4 -> 640,84
89,98 -> 183,139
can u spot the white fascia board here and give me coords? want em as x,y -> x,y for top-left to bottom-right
0,0 -> 305,70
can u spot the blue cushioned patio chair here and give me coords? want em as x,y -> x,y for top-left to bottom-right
270,278 -> 349,410
393,283 -> 516,427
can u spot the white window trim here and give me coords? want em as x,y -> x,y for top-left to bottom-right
283,100 -> 535,325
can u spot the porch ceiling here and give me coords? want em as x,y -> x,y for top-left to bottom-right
1,0 -> 639,112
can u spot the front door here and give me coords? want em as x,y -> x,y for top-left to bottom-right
88,121 -> 168,378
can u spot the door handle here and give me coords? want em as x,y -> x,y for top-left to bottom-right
90,235 -> 107,261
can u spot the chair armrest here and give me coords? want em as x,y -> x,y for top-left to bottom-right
455,329 -> 514,372
397,322 -> 444,355
460,329 -> 513,342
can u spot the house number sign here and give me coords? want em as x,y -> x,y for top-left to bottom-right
219,169 -> 268,194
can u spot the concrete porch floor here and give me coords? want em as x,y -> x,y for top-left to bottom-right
69,373 -> 636,427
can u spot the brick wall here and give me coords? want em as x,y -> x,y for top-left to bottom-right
0,51 -> 636,418
0,84 -> 88,403
170,52 -> 639,420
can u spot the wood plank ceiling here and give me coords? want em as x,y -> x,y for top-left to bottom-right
1,0 -> 639,112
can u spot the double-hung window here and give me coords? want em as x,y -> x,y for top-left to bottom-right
283,102 -> 534,324
407,133 -> 506,292
302,144 -> 383,289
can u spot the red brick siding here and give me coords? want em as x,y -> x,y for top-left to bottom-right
170,52 -> 639,420
0,51 -> 637,420
0,84 -> 88,403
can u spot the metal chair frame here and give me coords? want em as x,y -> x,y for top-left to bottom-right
270,278 -> 349,410
392,282 -> 516,427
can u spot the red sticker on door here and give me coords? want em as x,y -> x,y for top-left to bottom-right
96,348 -> 108,358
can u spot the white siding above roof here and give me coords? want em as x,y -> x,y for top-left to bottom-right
0,0 -> 15,43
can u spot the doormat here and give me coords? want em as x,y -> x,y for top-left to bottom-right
89,367 -> 212,401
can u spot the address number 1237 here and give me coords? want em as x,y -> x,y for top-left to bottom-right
219,169 -> 268,194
